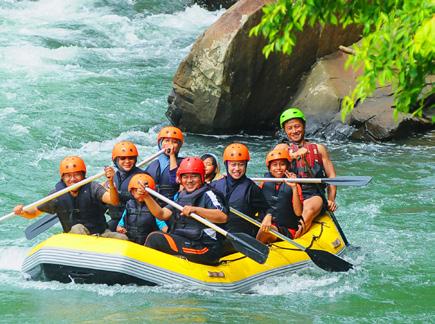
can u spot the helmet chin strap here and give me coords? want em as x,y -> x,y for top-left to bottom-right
113,158 -> 122,171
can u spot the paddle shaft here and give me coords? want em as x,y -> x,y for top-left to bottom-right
145,187 -> 229,238
0,149 -> 165,224
229,207 -> 306,250
251,176 -> 371,186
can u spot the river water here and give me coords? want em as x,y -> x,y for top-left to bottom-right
0,1 -> 433,322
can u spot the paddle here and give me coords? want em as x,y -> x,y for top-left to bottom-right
24,214 -> 59,240
145,187 -> 270,264
2,148 -> 164,232
251,176 -> 372,186
229,207 -> 353,272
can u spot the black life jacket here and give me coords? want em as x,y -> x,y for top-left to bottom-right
54,181 -> 107,234
261,172 -> 299,229
212,176 -> 257,236
124,199 -> 158,245
171,185 -> 225,244
289,143 -> 326,193
145,157 -> 183,205
107,166 -> 144,221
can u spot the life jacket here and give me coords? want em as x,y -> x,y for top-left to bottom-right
261,172 -> 299,229
212,176 -> 258,236
124,199 -> 158,245
171,185 -> 225,244
54,181 -> 107,234
107,166 -> 144,221
145,158 -> 183,205
289,142 -> 326,192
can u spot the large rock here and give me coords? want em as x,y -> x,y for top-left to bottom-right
288,52 -> 434,141
195,0 -> 238,10
167,0 -> 362,134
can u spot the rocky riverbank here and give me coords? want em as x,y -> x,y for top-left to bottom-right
168,0 -> 433,141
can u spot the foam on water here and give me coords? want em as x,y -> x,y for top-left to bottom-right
147,4 -> 224,32
10,124 -> 29,136
0,0 -> 433,321
30,129 -> 158,165
0,247 -> 28,271
0,107 -> 16,118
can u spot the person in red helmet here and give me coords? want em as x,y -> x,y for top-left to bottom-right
106,141 -> 144,231
14,156 -> 127,239
279,107 -> 337,238
145,126 -> 184,205
142,157 -> 228,265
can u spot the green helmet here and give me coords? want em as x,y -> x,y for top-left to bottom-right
279,107 -> 306,128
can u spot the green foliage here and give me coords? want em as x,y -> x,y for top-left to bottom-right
250,0 -> 434,120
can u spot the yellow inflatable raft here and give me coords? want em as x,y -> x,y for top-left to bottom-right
22,213 -> 347,292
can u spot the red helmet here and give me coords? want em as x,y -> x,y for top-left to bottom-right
176,157 -> 205,183
59,156 -> 86,176
128,173 -> 156,191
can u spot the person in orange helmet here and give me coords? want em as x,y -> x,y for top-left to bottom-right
106,141 -> 145,231
256,149 -> 303,244
143,157 -> 228,265
145,126 -> 185,205
211,143 -> 273,239
116,174 -> 168,245
14,156 -> 127,239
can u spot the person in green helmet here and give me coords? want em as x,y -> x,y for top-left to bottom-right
277,107 -> 337,239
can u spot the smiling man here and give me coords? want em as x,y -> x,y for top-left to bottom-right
14,156 -> 126,239
278,108 -> 337,238
142,157 -> 228,265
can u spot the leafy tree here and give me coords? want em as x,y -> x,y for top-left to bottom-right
250,0 -> 434,121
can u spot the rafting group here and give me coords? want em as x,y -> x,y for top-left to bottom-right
12,108 -> 342,266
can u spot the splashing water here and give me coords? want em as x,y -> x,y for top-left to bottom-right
0,0 -> 433,322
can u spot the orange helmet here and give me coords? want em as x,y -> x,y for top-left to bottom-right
112,141 -> 139,161
176,157 -> 205,183
273,143 -> 290,151
59,156 -> 86,176
157,126 -> 184,144
223,143 -> 250,162
128,173 -> 156,191
265,149 -> 291,167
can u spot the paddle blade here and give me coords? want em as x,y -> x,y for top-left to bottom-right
305,248 -> 353,272
24,214 -> 59,240
324,176 -> 372,186
226,232 -> 269,264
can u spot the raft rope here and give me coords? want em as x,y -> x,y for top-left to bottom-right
219,255 -> 248,264
270,221 -> 326,251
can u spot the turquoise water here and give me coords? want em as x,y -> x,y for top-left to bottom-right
0,1 -> 434,322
